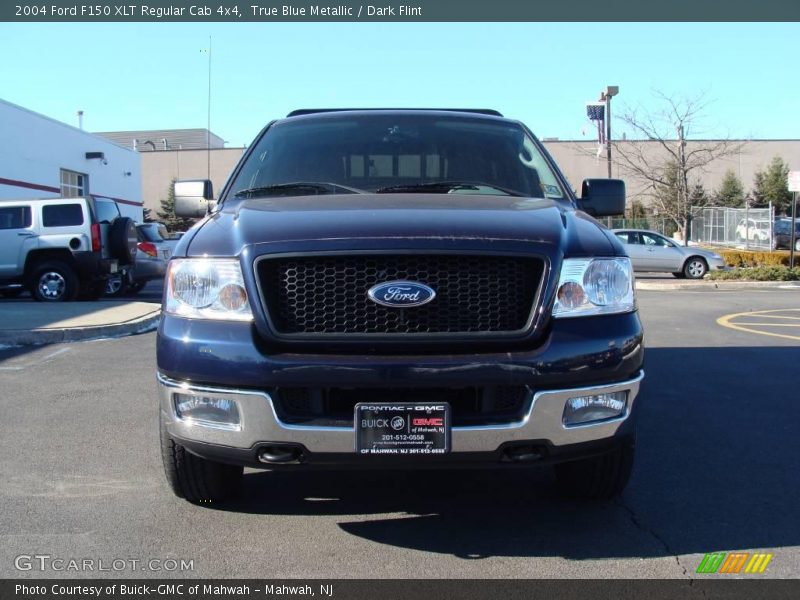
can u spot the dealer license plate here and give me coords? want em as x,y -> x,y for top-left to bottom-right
355,402 -> 451,455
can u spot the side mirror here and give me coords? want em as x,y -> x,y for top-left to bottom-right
579,179 -> 626,217
174,180 -> 214,218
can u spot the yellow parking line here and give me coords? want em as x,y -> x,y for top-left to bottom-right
733,323 -> 800,327
717,309 -> 800,342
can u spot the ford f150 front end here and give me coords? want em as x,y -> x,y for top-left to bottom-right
157,109 -> 644,504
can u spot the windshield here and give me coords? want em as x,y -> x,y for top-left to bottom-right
226,114 -> 567,200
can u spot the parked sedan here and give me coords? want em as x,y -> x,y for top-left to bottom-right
105,223 -> 175,296
613,229 -> 726,279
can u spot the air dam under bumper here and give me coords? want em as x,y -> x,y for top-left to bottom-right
159,371 -> 644,456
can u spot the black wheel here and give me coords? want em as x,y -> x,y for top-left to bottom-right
554,434 -> 635,500
104,274 -> 128,297
29,260 -> 79,302
108,217 -> 138,265
160,420 -> 243,504
683,257 -> 708,279
671,272 -> 685,279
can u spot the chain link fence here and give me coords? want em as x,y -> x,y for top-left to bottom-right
689,206 -> 775,250
609,217 -> 673,236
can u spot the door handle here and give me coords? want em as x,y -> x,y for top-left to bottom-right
17,232 -> 36,237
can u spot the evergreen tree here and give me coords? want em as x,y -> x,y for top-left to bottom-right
156,178 -> 197,232
689,182 -> 709,206
752,156 -> 792,213
713,170 -> 746,207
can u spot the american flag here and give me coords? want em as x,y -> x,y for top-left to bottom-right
586,103 -> 605,121
587,102 -> 607,156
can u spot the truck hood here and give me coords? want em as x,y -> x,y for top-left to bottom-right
184,193 -> 618,257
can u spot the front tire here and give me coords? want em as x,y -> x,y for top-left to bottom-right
29,260 -> 79,302
160,421 -> 243,504
683,257 -> 708,279
554,434 -> 635,500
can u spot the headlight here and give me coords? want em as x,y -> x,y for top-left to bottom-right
553,258 -> 635,318
165,258 -> 253,321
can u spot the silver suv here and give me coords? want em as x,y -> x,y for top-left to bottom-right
0,197 -> 138,301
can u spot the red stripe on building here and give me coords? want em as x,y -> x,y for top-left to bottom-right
0,176 -> 60,194
0,176 -> 143,206
90,194 -> 143,207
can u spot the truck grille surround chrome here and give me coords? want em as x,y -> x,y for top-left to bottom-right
256,254 -> 544,336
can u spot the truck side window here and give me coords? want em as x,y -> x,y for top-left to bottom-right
0,206 -> 32,229
42,204 -> 84,227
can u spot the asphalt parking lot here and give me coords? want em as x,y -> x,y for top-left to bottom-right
1,287 -> 798,581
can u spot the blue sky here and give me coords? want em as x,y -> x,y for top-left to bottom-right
1,22 -> 797,146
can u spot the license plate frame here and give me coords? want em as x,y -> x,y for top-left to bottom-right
355,402 -> 451,455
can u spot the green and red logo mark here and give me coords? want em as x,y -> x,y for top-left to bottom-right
697,552 -> 773,574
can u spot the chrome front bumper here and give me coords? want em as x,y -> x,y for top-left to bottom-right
158,371 -> 644,454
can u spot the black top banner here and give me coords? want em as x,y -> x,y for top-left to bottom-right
3,0 -> 800,22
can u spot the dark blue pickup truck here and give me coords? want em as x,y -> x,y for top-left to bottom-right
158,109 -> 644,504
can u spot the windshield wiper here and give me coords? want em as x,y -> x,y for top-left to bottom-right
374,181 -> 527,197
233,182 -> 368,198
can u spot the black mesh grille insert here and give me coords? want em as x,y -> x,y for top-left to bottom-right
258,254 -> 542,335
273,386 -> 530,427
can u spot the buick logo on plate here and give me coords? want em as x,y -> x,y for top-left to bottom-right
368,281 -> 437,308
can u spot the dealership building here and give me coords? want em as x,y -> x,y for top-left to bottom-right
3,97 -> 798,223
97,128 -> 800,219
0,99 -> 143,221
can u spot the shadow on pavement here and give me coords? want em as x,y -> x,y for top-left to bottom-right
211,346 -> 800,561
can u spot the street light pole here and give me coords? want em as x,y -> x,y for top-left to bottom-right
603,86 -> 619,179
603,86 -> 619,226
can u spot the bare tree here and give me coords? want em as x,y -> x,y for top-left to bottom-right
612,92 -> 744,245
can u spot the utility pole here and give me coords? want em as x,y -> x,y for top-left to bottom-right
207,35 -> 212,183
603,86 -> 619,226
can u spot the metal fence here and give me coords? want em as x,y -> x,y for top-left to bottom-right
609,218 -> 672,236
689,206 -> 775,250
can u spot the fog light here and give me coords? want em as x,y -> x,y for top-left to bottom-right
562,391 -> 627,426
174,393 -> 241,430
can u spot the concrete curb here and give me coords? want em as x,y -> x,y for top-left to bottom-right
0,309 -> 161,347
637,280 -> 800,291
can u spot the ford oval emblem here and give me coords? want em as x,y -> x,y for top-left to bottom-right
368,281 -> 436,308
